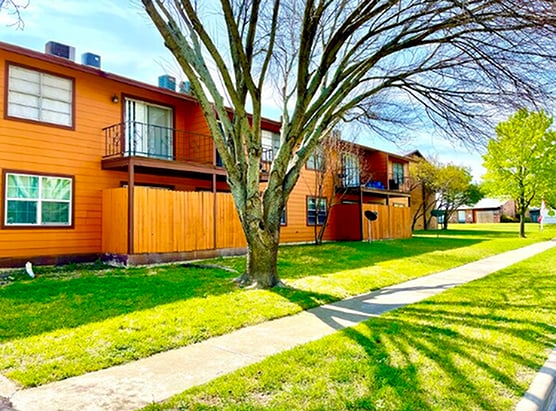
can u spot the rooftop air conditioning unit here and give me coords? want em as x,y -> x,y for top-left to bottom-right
45,41 -> 75,61
82,52 -> 101,68
158,75 -> 176,92
179,81 -> 192,94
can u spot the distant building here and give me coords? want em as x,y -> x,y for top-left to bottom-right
450,199 -> 516,224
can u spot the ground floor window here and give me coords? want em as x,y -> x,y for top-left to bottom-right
4,171 -> 73,227
307,197 -> 327,225
281,207 -> 287,226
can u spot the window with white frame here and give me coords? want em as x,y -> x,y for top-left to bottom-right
307,197 -> 327,226
7,65 -> 73,127
307,148 -> 326,171
124,98 -> 173,159
4,172 -> 73,226
342,152 -> 360,187
261,130 -> 280,161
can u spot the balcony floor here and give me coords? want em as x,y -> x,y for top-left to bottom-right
101,156 -> 227,178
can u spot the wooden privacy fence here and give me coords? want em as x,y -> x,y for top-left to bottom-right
102,187 -> 413,255
360,203 -> 412,241
102,187 -> 246,254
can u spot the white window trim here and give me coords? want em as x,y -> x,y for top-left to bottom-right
4,172 -> 73,227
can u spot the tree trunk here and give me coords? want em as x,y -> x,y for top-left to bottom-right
235,224 -> 282,288
519,212 -> 526,238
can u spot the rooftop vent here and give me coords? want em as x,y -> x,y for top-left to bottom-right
158,75 -> 176,92
82,52 -> 101,68
45,41 -> 75,61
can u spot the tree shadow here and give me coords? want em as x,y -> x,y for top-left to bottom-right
0,264 -> 239,342
277,235 -> 484,280
269,261 -> 556,409
0,234 -> 486,342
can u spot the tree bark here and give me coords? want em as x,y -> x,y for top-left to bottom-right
237,232 -> 281,288
519,211 -> 526,238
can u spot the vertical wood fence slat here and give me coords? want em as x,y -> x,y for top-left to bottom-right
103,188 -> 410,255
361,204 -> 411,241
216,193 -> 247,249
102,188 -> 128,254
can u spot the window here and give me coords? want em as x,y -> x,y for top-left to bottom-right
4,172 -> 72,226
307,148 -> 326,171
392,162 -> 404,184
125,98 -> 173,159
307,197 -> 327,225
7,65 -> 73,127
280,207 -> 287,226
262,130 -> 280,161
342,153 -> 360,187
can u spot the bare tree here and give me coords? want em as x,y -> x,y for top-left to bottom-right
409,159 -> 438,231
0,0 -> 28,29
304,131 -> 369,245
141,0 -> 556,288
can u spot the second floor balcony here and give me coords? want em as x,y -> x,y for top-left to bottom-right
102,122 -> 275,180
102,121 -> 225,176
339,170 -> 413,194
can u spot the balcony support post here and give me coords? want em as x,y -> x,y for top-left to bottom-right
127,159 -> 135,255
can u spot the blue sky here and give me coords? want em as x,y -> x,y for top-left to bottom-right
0,0 -> 487,180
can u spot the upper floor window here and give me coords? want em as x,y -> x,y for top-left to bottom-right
125,98 -> 173,160
262,130 -> 280,161
307,148 -> 326,171
392,162 -> 404,184
7,65 -> 73,127
342,152 -> 360,187
4,172 -> 73,227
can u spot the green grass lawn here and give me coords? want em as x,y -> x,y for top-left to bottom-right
144,242 -> 556,411
1,223 -> 554,387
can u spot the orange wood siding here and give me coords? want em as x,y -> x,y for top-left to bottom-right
279,167 -> 336,244
0,48 -> 216,261
1,44 -> 414,263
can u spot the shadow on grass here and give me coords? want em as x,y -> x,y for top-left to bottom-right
0,265 -> 238,342
335,298 -> 556,411
276,235 -> 484,280
264,251 -> 556,410
1,234 -> 485,343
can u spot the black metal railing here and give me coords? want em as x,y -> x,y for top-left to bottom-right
338,170 -> 413,193
103,122 -> 217,166
362,172 -> 412,193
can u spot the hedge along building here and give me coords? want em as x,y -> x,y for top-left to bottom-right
0,41 -> 415,267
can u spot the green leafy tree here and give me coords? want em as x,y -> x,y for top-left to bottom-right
141,0 -> 556,288
409,159 -> 438,230
483,109 -> 556,237
411,160 -> 482,230
429,163 -> 482,230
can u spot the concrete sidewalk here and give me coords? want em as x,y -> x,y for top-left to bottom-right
4,240 -> 556,411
